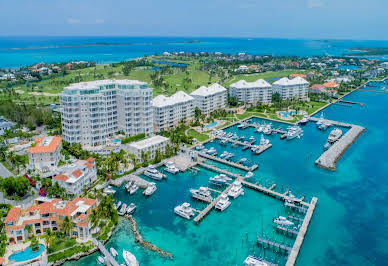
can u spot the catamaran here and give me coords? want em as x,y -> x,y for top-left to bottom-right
174,202 -> 195,219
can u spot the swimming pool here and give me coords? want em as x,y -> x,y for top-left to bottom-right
111,138 -> 121,144
280,111 -> 296,117
203,121 -> 218,128
9,244 -> 45,262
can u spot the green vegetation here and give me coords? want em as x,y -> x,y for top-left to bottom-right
186,129 -> 209,142
44,231 -> 77,254
47,242 -> 94,262
29,235 -> 40,251
121,133 -> 146,144
0,204 -> 12,256
0,176 -> 31,200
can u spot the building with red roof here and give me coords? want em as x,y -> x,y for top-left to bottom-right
28,136 -> 62,171
4,197 -> 97,245
310,84 -> 328,94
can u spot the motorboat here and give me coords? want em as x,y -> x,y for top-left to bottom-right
286,126 -> 303,140
125,181 -> 132,191
244,255 -> 271,266
97,256 -> 105,264
129,184 -> 139,195
174,202 -> 195,219
164,161 -> 180,174
209,174 -> 231,186
262,124 -> 273,135
190,187 -> 213,202
206,147 -> 217,155
255,124 -> 264,133
224,152 -> 235,160
227,181 -> 244,199
248,136 -> 256,144
220,151 -> 229,158
220,138 -> 228,145
110,247 -> 118,257
238,122 -> 249,129
324,142 -> 332,150
286,191 -> 302,204
245,172 -> 254,178
143,183 -> 157,196
126,203 -> 136,214
259,134 -> 269,146
195,144 -> 205,150
299,115 -> 309,125
114,201 -> 122,210
237,158 -> 247,164
144,165 -> 165,180
123,250 -> 139,266
118,203 -> 127,216
215,193 -> 231,211
273,216 -> 294,226
103,186 -> 116,195
328,128 -> 342,143
316,112 -> 324,126
318,121 -> 331,131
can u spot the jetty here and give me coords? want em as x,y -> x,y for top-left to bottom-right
276,226 -> 299,237
95,241 -> 120,266
359,88 -> 388,94
255,143 -> 272,154
286,197 -> 318,266
288,216 -> 304,223
197,161 -> 242,179
197,151 -> 257,171
257,236 -> 291,254
110,174 -> 150,188
310,117 -> 365,170
126,215 -> 173,258
337,99 -> 364,106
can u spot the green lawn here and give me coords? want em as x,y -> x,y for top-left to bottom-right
186,129 -> 209,142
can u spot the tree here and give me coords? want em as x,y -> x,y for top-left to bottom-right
61,216 -> 73,237
0,176 -> 30,198
43,229 -> 54,249
29,235 -> 39,251
227,96 -> 239,107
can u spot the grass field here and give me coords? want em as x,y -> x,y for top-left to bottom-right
186,129 -> 209,142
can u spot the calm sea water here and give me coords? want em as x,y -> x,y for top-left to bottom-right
1,37 -> 388,68
64,81 -> 388,266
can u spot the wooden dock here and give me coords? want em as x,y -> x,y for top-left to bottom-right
276,225 -> 299,237
95,241 -> 120,266
338,99 -> 364,106
255,143 -> 272,154
257,236 -> 292,254
286,197 -> 318,266
288,216 -> 304,223
359,88 -> 388,94
197,151 -> 255,172
197,161 -> 242,179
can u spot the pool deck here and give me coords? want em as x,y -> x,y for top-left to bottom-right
5,240 -> 47,266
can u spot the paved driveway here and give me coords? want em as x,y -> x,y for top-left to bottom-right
0,162 -> 14,177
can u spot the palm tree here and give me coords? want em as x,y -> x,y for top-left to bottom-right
43,229 -> 54,249
89,209 -> 100,228
61,216 -> 73,237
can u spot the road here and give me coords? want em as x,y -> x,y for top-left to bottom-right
0,162 -> 14,177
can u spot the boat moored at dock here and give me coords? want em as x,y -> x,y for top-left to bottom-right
273,216 -> 294,226
164,161 -> 180,174
244,255 -> 272,266
144,165 -> 166,180
190,187 -> 213,202
228,181 -> 244,198
123,250 -> 139,266
328,128 -> 343,143
143,183 -> 157,196
215,193 -> 231,211
174,202 -> 195,219
129,184 -> 139,195
110,247 -> 118,257
209,174 -> 231,186
126,203 -> 137,215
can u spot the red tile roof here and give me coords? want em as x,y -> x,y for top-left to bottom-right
53,174 -> 68,181
87,157 -> 95,162
72,169 -> 83,178
73,198 -> 97,206
290,73 -> 306,78
28,136 -> 62,154
323,82 -> 340,88
85,162 -> 93,169
4,207 -> 21,223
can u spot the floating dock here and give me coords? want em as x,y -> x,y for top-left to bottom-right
255,143 -> 272,154
197,161 -> 242,179
276,225 -> 299,237
337,99 -> 364,106
95,241 -> 120,266
257,236 -> 292,254
286,197 -> 318,266
197,151 -> 257,171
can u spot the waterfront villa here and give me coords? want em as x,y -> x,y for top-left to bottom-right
272,77 -> 309,101
190,83 -> 227,115
310,84 -> 327,94
60,80 -> 153,152
28,136 -> 62,172
4,197 -> 97,244
53,158 -> 97,196
125,135 -> 169,162
229,79 -> 272,104
152,91 -> 194,132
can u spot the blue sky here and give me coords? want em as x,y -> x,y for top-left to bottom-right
1,0 -> 387,39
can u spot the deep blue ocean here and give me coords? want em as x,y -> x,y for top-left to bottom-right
1,36 -> 388,68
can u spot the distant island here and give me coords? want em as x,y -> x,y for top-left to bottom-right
5,40 -> 202,50
344,47 -> 388,56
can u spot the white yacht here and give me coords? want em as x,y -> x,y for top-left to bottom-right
227,181 -> 244,199
190,187 -> 213,202
263,124 -> 273,135
248,136 -> 256,144
97,256 -> 105,264
143,183 -> 157,196
299,115 -> 309,125
316,112 -> 324,126
144,165 -> 165,181
328,128 -> 342,143
123,250 -> 139,266
126,203 -> 136,215
110,247 -> 118,257
207,147 -> 217,155
245,172 -> 254,178
164,161 -> 180,174
129,184 -> 139,195
273,216 -> 294,226
209,174 -> 231,186
118,203 -> 127,216
124,181 -> 132,191
255,124 -> 264,133
195,144 -> 205,150
286,126 -> 303,140
244,255 -> 270,266
174,202 -> 195,219
215,193 -> 231,211
259,134 -> 269,146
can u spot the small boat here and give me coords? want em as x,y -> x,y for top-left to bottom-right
273,216 -> 294,226
209,174 -> 231,186
110,247 -> 118,257
118,203 -> 127,216
195,144 -> 205,150
206,147 -> 217,155
262,125 -> 272,135
316,112 -> 324,126
220,139 -> 228,145
259,134 -> 269,146
143,183 -> 157,196
324,142 -> 332,150
114,201 -> 122,210
123,250 -> 139,266
228,181 -> 244,199
318,122 -> 331,131
244,255 -> 271,266
190,187 -> 213,202
220,151 -> 229,158
328,128 -> 342,143
237,158 -> 247,164
103,186 -> 116,195
251,145 -> 259,152
164,161 -> 180,174
144,165 -> 165,180
126,203 -> 136,214
299,115 -> 309,125
129,184 -> 139,195
248,136 -> 256,144
224,152 -> 235,160
125,182 -> 132,190
245,172 -> 253,178
174,202 -> 195,219
97,256 -> 105,264
215,193 -> 231,211
255,125 -> 264,133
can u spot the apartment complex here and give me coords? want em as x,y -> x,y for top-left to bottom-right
229,79 -> 272,104
5,197 -> 97,244
28,136 -> 62,171
125,135 -> 169,161
190,83 -> 227,115
53,158 -> 97,196
272,77 -> 309,101
60,80 -> 153,149
152,91 -> 194,132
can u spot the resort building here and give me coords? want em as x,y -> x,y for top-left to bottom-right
272,77 -> 309,101
190,83 -> 227,115
28,136 -> 62,172
125,135 -> 169,161
53,158 -> 97,197
0,117 -> 15,136
229,79 -> 272,104
60,80 -> 153,150
4,197 -> 97,244
310,84 -> 327,94
152,91 -> 194,132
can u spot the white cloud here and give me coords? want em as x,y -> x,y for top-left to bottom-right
95,19 -> 105,24
67,18 -> 80,24
307,0 -> 325,8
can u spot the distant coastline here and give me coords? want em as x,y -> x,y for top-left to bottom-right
5,40 -> 202,51
344,47 -> 388,56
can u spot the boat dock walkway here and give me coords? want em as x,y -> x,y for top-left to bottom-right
276,225 -> 299,237
257,236 -> 292,254
359,88 -> 388,94
197,151 -> 256,171
255,143 -> 272,154
95,241 -> 120,266
286,197 -> 318,266
197,161 -> 242,179
288,216 -> 304,223
337,99 -> 364,106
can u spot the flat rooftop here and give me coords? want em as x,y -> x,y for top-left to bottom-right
128,135 -> 169,150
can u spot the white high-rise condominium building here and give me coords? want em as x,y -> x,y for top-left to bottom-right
229,79 -> 272,104
272,77 -> 309,101
190,83 -> 227,115
60,80 -> 153,148
152,91 -> 194,132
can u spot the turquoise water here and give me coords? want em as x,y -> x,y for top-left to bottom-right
338,65 -> 361,70
111,139 -> 121,144
280,111 -> 296,118
203,121 -> 218,129
67,84 -> 388,266
9,244 -> 45,262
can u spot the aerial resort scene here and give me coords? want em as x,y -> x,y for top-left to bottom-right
0,1 -> 388,266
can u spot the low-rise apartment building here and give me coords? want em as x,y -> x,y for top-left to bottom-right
272,77 -> 309,101
125,135 -> 169,161
4,197 -> 97,244
152,91 -> 194,132
190,83 -> 227,115
28,136 -> 62,171
53,158 -> 97,196
229,79 -> 272,104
